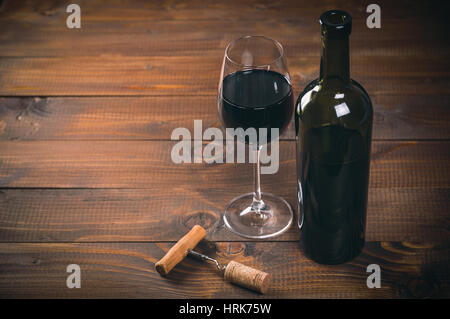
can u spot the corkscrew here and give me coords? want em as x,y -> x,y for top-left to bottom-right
155,225 -> 271,294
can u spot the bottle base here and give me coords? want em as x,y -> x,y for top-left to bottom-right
300,239 -> 365,265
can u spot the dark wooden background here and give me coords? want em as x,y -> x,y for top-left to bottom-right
0,0 -> 449,298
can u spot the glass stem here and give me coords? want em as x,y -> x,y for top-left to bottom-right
252,145 -> 264,210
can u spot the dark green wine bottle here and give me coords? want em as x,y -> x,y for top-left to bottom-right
295,10 -> 373,264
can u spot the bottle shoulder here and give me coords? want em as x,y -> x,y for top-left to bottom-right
296,78 -> 373,129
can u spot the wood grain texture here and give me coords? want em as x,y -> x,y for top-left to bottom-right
0,141 -> 448,243
0,242 -> 448,298
0,0 -> 447,64
1,95 -> 449,141
1,0 -> 447,23
0,15 -> 446,58
0,141 -> 448,189
0,187 -> 448,243
0,55 -> 448,96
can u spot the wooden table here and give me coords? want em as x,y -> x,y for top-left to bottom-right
0,0 -> 449,299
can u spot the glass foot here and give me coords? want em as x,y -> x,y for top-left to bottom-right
223,192 -> 293,239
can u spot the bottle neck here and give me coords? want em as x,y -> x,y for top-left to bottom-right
320,33 -> 350,83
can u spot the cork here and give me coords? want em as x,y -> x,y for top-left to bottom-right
223,260 -> 271,294
155,225 -> 207,276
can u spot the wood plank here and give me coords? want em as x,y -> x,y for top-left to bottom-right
0,242 -> 448,298
0,188 -> 448,243
0,56 -> 448,96
0,140 -> 448,189
0,141 -> 448,243
1,0 -> 446,22
0,16 -> 446,58
1,95 -> 449,141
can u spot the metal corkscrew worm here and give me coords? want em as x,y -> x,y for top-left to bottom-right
187,249 -> 226,271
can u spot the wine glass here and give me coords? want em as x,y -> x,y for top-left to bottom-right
218,36 -> 294,238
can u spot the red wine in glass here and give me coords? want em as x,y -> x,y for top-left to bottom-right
217,36 -> 294,239
220,69 -> 294,144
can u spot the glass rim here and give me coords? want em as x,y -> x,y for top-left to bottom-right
225,35 -> 285,68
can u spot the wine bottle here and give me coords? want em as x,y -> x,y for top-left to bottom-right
295,10 -> 373,264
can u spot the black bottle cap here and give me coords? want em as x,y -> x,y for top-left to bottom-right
320,10 -> 352,36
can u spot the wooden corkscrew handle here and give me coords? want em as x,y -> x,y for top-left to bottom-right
155,225 -> 206,276
224,261 -> 271,294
